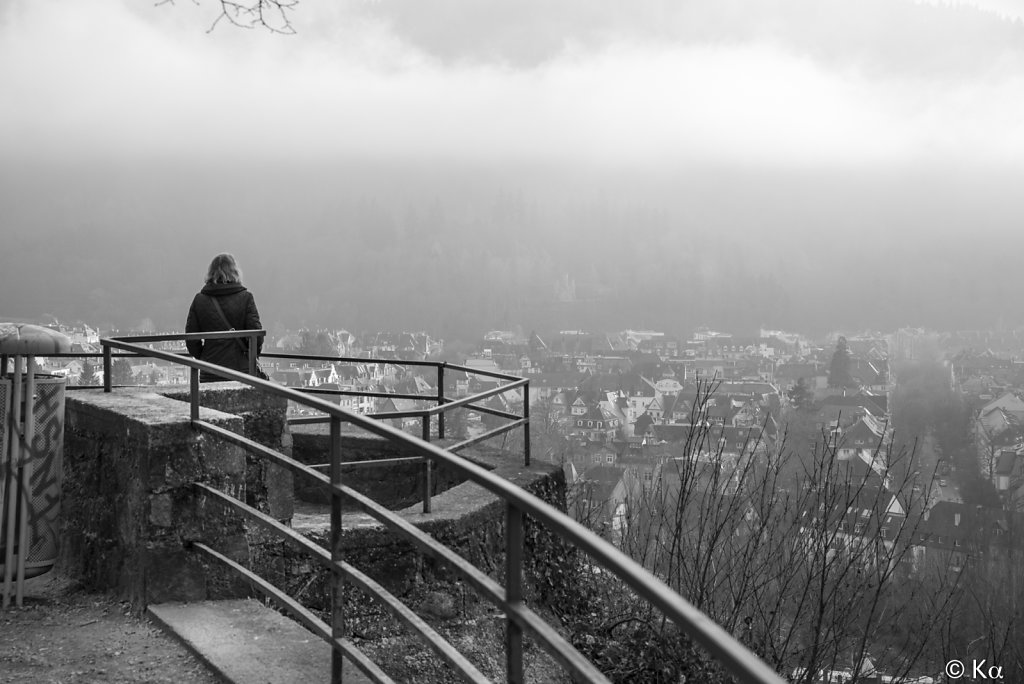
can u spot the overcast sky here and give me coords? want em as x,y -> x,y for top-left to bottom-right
4,0 -> 1024,169
3,0 -> 1024,335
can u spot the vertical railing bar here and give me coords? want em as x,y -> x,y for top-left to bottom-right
248,333 -> 257,376
15,356 -> 37,607
522,381 -> 531,467
422,416 -> 432,514
190,368 -> 199,423
436,363 -> 445,440
2,356 -> 23,608
505,502 -> 524,684
103,344 -> 112,392
0,354 -> 7,378
329,416 -> 344,684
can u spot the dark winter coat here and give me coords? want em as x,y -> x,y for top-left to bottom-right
185,282 -> 263,382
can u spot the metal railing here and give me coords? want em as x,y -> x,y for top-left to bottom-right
96,331 -> 784,684
265,351 -> 531,465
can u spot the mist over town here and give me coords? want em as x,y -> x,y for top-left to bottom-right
3,1 -> 1024,682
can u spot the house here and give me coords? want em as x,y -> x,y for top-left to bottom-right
311,365 -> 339,386
316,383 -> 375,414
464,358 -> 506,389
571,402 -> 621,443
974,392 -> 1024,478
797,485 -> 906,573
376,396 -> 425,432
571,464 -> 629,543
775,362 -> 828,393
833,415 -> 890,488
911,501 -> 1024,574
994,447 -> 1024,499
272,367 -> 315,388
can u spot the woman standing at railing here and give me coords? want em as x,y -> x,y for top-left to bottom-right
185,253 -> 263,382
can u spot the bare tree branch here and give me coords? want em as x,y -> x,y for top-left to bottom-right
156,0 -> 299,34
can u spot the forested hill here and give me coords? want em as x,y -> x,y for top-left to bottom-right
2,158 -> 1022,340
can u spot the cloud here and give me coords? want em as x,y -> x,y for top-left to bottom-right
3,0 -> 1024,172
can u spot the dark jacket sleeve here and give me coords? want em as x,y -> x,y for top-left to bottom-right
185,295 -> 203,359
244,293 -> 263,354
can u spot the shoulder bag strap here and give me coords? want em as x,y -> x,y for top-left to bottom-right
206,295 -> 249,355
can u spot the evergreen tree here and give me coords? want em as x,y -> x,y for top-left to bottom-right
827,336 -> 856,389
79,359 -> 98,386
787,376 -> 814,410
110,358 -> 134,386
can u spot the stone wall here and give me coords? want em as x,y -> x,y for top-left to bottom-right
290,425 -> 472,510
61,384 -> 568,620
62,389 -> 250,607
161,384 -> 293,523
279,430 -> 569,620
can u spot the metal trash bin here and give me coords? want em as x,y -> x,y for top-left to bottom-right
0,323 -> 71,607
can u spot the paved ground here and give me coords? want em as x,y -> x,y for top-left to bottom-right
148,599 -> 372,684
0,575 -> 220,684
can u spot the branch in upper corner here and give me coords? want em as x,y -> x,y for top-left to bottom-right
156,0 -> 299,34
211,0 -> 298,34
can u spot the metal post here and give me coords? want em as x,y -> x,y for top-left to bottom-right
16,357 -> 36,606
248,334 -> 257,376
190,368 -> 199,423
436,364 -> 445,440
2,356 -> 22,607
103,344 -> 112,392
422,416 -> 432,514
505,502 -> 524,684
523,382 -> 531,467
329,416 -> 344,684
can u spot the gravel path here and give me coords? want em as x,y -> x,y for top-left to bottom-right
0,575 -> 220,684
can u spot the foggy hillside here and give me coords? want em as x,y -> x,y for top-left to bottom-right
2,158 -> 1020,339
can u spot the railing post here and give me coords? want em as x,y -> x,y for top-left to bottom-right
436,364 -> 445,440
505,502 -> 524,684
103,344 -> 112,392
190,367 -> 199,422
422,416 -> 432,514
522,381 -> 530,467
329,416 -> 344,684
248,333 -> 257,376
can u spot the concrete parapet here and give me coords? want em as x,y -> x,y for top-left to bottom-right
161,382 -> 293,523
63,389 -> 249,608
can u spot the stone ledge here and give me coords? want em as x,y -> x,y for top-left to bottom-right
289,426 -> 559,538
66,388 -> 239,427
284,430 -> 565,600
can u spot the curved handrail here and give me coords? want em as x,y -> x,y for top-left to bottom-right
101,335 -> 786,684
